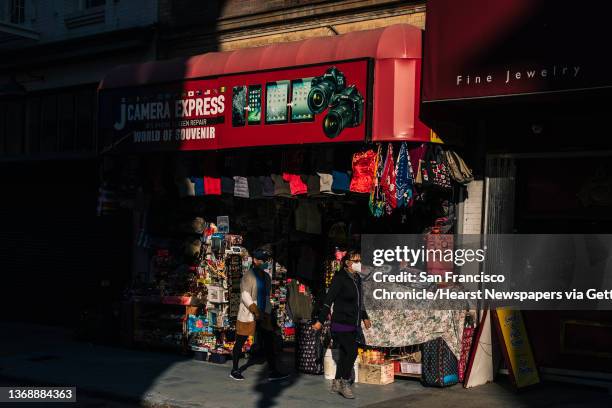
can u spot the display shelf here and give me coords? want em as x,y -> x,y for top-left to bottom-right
394,372 -> 421,379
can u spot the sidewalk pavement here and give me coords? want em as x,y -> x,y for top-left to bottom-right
1,322 -> 611,408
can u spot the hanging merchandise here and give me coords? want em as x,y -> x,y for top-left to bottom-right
187,315 -> 209,333
349,149 -> 377,193
380,143 -> 398,214
369,144 -> 385,217
306,174 -> 321,197
282,173 -> 308,195
444,150 -> 474,185
317,173 -> 344,196
331,170 -> 351,194
286,279 -> 314,321
395,142 -> 414,208
247,176 -> 264,199
203,176 -> 222,195
271,174 -> 292,197
425,146 -> 452,191
176,177 -> 196,197
190,177 -> 205,196
259,176 -> 275,197
233,176 -> 250,198
221,176 -> 234,195
458,314 -> 475,382
324,248 -> 346,288
408,143 -> 427,180
415,147 -> 431,188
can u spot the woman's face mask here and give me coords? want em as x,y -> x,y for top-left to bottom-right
351,261 -> 362,274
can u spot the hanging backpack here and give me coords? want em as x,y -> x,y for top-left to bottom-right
444,150 -> 474,185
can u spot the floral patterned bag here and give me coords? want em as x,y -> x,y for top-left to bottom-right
368,144 -> 385,217
425,146 -> 452,191
380,143 -> 397,214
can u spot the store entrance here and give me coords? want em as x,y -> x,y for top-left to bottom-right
514,155 -> 612,374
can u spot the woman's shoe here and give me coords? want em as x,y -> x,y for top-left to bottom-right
339,379 -> 355,399
331,379 -> 340,393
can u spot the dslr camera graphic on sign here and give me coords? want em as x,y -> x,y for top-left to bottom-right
307,66 -> 364,138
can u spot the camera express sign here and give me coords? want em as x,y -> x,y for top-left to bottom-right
98,59 -> 371,152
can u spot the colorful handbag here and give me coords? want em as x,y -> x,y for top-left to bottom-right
444,150 -> 473,185
425,146 -> 452,191
415,147 -> 431,188
296,321 -> 327,375
369,144 -> 385,217
350,149 -> 377,193
380,143 -> 397,214
395,142 -> 414,208
421,337 -> 459,387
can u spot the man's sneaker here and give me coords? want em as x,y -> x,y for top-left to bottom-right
331,379 -> 340,393
268,371 -> 290,381
229,370 -> 244,381
339,379 -> 355,399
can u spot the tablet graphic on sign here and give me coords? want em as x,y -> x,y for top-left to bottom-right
265,80 -> 289,124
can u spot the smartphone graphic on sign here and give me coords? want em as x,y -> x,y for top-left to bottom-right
265,80 -> 289,124
232,85 -> 247,127
247,85 -> 262,125
291,77 -> 314,122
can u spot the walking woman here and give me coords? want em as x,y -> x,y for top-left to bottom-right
312,249 -> 371,399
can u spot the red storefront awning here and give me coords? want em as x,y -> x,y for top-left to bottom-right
99,24 -> 430,152
100,24 -> 421,88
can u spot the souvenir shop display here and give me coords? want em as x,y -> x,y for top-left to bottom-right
119,142 -> 474,388
324,248 -> 346,288
271,262 -> 295,342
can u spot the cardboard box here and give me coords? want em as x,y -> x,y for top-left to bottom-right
400,361 -> 422,375
358,363 -> 395,385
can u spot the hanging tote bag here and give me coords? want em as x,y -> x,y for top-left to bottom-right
425,146 -> 452,191
350,149 -> 377,193
444,150 -> 474,185
369,144 -> 385,217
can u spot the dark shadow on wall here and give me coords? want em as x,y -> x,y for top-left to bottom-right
0,0 -> 226,393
